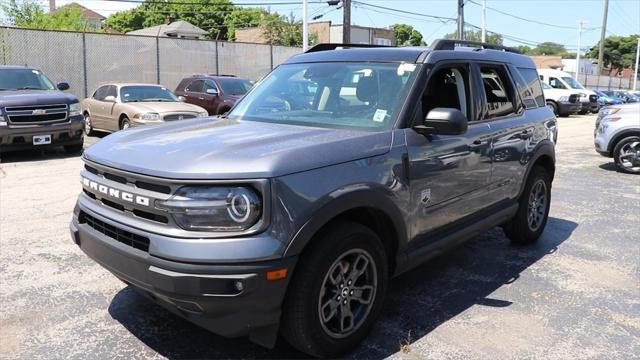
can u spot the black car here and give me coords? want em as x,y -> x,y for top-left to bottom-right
0,66 -> 84,153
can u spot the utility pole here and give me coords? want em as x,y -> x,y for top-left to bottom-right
457,0 -> 465,40
49,0 -> 55,12
597,0 -> 609,74
481,0 -> 486,43
576,21 -> 586,84
633,37 -> 639,90
343,0 -> 351,44
302,0 -> 308,51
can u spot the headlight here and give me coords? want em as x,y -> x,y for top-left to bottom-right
599,108 -> 620,117
197,111 -> 208,118
156,186 -> 262,231
558,96 -> 568,102
69,103 -> 81,116
134,112 -> 160,121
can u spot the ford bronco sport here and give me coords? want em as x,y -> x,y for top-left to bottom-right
0,66 -> 84,153
70,40 -> 557,357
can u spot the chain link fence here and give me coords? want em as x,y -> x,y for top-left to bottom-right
566,71 -> 635,91
0,26 -> 300,99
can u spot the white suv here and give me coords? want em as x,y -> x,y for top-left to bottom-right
595,103 -> 640,173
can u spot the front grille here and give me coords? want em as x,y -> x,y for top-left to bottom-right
163,113 -> 196,121
569,94 -> 580,103
79,211 -> 150,252
5,104 -> 68,124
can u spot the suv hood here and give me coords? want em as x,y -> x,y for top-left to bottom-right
0,90 -> 78,107
84,118 -> 392,179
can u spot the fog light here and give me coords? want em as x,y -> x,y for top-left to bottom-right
234,280 -> 244,292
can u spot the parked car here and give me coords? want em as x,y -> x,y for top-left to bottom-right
0,66 -> 83,153
175,74 -> 253,115
541,81 -> 581,116
595,103 -> 640,174
538,69 -> 598,114
601,90 -> 640,103
71,40 -> 557,357
593,89 -> 624,106
81,83 -> 208,135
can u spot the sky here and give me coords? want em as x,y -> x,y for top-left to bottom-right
2,0 -> 639,51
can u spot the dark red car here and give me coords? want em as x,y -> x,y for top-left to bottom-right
174,74 -> 253,115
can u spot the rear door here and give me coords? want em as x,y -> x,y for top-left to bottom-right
183,80 -> 205,108
405,62 -> 493,241
475,63 -> 532,203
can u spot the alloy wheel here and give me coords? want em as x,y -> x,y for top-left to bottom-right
84,115 -> 92,135
527,179 -> 547,231
318,248 -> 377,339
618,140 -> 640,172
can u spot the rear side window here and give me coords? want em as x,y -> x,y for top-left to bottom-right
516,67 -> 544,108
479,66 -> 516,119
186,80 -> 204,92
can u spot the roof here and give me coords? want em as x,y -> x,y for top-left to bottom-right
127,21 -> 207,38
0,65 -> 36,70
284,45 -> 535,68
56,3 -> 105,20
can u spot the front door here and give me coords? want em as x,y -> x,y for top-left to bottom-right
405,63 -> 493,242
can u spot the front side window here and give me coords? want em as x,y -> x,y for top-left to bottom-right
186,80 -> 204,93
561,76 -> 584,89
120,86 -> 178,103
549,77 -> 566,89
0,68 -> 55,91
203,80 -> 218,93
93,86 -> 108,100
228,62 -> 418,130
420,66 -> 470,121
480,66 -> 516,119
105,85 -> 117,99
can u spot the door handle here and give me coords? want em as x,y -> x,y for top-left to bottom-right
468,140 -> 486,151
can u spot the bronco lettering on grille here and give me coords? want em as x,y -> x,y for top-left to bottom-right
82,177 -> 150,206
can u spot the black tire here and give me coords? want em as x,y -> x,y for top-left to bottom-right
64,140 -> 84,154
546,101 -> 558,116
281,221 -> 388,358
613,136 -> 640,174
504,165 -> 551,244
120,116 -> 131,130
83,113 -> 95,136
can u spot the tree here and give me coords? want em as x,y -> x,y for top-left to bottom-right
585,34 -> 639,75
224,7 -> 264,40
530,42 -> 566,56
444,29 -> 503,45
1,0 -> 91,31
516,45 -> 532,54
261,13 -> 317,47
391,24 -> 426,46
1,0 -> 45,26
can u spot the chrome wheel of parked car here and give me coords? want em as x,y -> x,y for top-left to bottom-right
614,137 -> 640,174
83,114 -> 94,136
120,117 -> 131,130
319,248 -> 377,339
527,179 -> 547,231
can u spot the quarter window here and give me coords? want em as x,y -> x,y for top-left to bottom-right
203,80 -> 218,93
186,80 -> 204,93
480,66 -> 516,119
516,67 -> 544,108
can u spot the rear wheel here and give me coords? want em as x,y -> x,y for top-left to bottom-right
613,136 -> 640,174
504,165 -> 551,244
546,101 -> 558,116
281,221 -> 388,357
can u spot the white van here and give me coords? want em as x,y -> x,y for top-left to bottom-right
538,68 -> 599,114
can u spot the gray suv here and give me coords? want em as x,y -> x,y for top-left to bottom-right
70,40 -> 557,357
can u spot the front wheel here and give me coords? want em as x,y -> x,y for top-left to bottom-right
120,117 -> 131,130
281,221 -> 388,357
83,114 -> 95,136
504,165 -> 551,244
546,101 -> 558,116
613,136 -> 640,174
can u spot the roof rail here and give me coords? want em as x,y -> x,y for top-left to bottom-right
305,43 -> 393,53
430,39 -> 521,54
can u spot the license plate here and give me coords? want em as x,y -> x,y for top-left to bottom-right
33,135 -> 52,145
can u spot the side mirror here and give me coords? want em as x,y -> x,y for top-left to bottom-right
57,82 -> 70,91
178,96 -> 186,102
104,95 -> 116,102
414,107 -> 468,136
206,88 -> 219,96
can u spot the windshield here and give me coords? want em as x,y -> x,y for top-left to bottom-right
0,68 -> 56,90
228,62 -> 418,130
561,76 -> 585,90
218,78 -> 253,95
120,86 -> 178,102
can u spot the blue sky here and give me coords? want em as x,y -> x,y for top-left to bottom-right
3,0 -> 639,51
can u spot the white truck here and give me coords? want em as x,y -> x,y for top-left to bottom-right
538,68 -> 599,114
541,81 -> 581,116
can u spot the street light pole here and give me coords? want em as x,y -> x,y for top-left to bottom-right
576,20 -> 585,84
457,0 -> 465,40
597,0 -> 609,74
481,0 -> 486,43
633,37 -> 640,91
343,0 -> 351,44
302,0 -> 308,51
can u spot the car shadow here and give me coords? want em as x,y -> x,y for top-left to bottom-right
108,217 -> 577,359
598,162 -> 620,172
0,147 -> 83,164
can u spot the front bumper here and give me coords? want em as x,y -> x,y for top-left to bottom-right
70,210 -> 296,347
557,101 -> 581,115
0,115 -> 83,152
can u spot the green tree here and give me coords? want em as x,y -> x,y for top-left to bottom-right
444,29 -> 503,45
224,7 -> 264,40
391,24 -> 426,46
516,45 -> 532,54
1,0 -> 45,26
585,34 -> 639,75
1,0 -> 92,31
261,13 -> 316,46
530,42 -> 566,56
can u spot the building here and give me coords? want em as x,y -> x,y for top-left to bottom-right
561,59 -> 598,75
127,20 -> 208,39
234,21 -> 395,45
531,55 -> 563,69
54,2 -> 105,30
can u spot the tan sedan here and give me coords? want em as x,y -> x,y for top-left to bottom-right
81,83 -> 208,135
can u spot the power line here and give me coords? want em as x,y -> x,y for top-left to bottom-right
351,1 -> 457,23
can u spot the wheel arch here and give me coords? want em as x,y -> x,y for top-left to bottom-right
519,141 -> 556,197
608,129 -> 640,154
284,191 -> 408,277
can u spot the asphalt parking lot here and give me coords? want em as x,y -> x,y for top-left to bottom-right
1,114 -> 638,359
